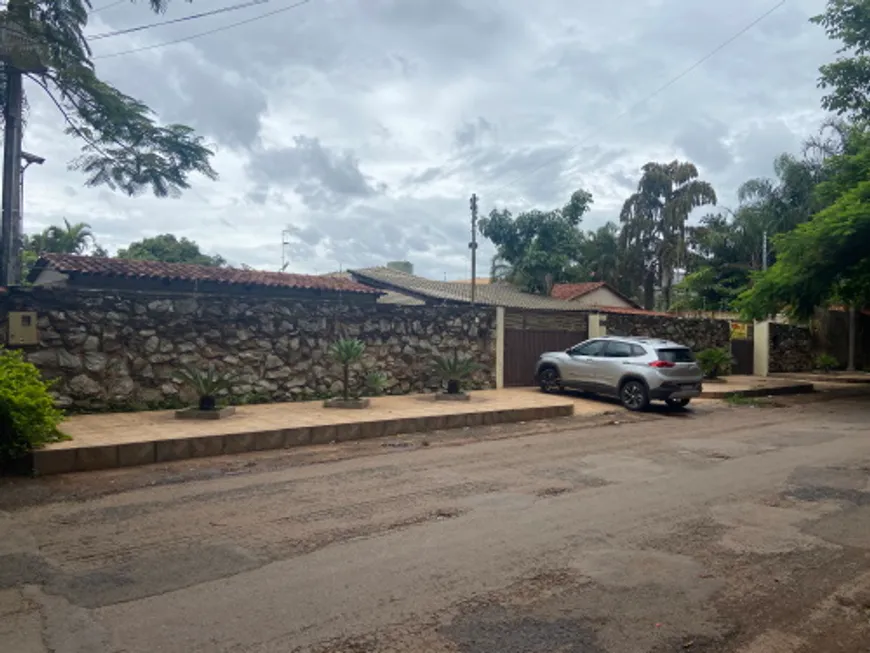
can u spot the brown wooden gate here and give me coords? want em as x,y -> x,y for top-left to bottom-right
504,329 -> 586,387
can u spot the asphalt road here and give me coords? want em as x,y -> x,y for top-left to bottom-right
2,391 -> 870,652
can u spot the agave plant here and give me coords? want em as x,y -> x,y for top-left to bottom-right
433,352 -> 480,394
173,364 -> 237,411
364,370 -> 388,397
329,338 -> 365,401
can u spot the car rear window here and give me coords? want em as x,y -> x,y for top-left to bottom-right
657,348 -> 695,363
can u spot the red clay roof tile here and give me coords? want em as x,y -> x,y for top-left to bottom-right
550,282 -> 607,300
34,254 -> 380,295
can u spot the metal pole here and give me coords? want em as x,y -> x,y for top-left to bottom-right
847,305 -> 856,372
0,66 -> 23,287
469,193 -> 478,305
762,231 -> 768,272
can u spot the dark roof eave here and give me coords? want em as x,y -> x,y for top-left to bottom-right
32,257 -> 384,296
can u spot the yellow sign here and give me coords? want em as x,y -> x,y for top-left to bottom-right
730,321 -> 749,340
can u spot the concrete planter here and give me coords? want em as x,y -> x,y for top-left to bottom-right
323,398 -> 371,409
434,392 -> 471,402
175,406 -> 236,420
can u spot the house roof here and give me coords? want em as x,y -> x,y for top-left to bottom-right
350,267 -> 663,314
322,271 -> 425,305
452,277 -> 492,285
29,254 -> 381,295
550,281 -> 642,309
550,282 -> 606,300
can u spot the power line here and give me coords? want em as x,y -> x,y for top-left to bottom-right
89,0 -> 270,41
491,0 -> 786,199
93,0 -> 312,59
90,0 -> 126,13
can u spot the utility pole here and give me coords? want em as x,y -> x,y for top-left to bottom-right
0,66 -> 23,287
0,7 -> 46,286
847,305 -> 857,372
280,227 -> 291,272
762,231 -> 768,272
18,150 -> 44,268
469,193 -> 478,305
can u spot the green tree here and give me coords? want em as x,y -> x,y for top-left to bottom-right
737,123 -> 870,320
3,0 -> 216,197
116,233 -> 225,266
580,222 -> 621,288
24,218 -> 94,254
619,161 -> 717,309
737,153 -> 821,257
812,0 -> 870,122
479,189 -> 592,294
675,210 -> 760,311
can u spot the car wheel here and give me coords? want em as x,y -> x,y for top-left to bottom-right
620,380 -> 649,411
538,367 -> 562,393
666,397 -> 691,409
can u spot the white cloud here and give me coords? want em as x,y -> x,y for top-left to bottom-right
20,0 -> 836,278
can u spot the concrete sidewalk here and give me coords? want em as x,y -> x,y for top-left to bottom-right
700,375 -> 814,399
33,389 -> 592,476
773,371 -> 870,385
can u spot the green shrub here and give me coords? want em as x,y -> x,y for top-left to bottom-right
0,348 -> 66,465
173,364 -> 237,410
814,354 -> 839,372
433,352 -> 480,394
695,347 -> 732,379
329,338 -> 365,400
363,370 -> 388,397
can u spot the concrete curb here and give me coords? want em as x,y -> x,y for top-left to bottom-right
32,402 -> 575,476
702,382 -> 815,399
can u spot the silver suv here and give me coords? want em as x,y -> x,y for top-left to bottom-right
535,336 -> 704,411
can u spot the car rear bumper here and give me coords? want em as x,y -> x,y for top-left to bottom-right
650,383 -> 703,400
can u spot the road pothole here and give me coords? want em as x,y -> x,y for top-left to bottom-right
536,487 -> 571,498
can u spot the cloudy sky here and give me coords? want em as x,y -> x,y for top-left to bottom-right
23,0 -> 836,278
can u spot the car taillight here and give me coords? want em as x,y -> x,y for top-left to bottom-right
649,360 -> 675,368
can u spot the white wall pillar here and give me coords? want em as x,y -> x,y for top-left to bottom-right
588,313 -> 607,338
753,320 -> 770,377
495,306 -> 505,389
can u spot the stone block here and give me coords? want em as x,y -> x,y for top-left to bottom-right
155,439 -> 192,463
359,421 -> 385,439
283,428 -> 311,448
225,433 -> 256,454
335,423 -> 362,442
382,420 -> 402,437
309,425 -> 338,445
75,446 -> 119,471
190,436 -> 225,458
465,413 -> 484,428
118,442 -> 156,467
33,449 -> 76,476
253,430 -> 286,451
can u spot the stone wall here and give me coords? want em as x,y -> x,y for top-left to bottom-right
602,313 -> 731,351
1,289 -> 496,411
769,323 -> 814,373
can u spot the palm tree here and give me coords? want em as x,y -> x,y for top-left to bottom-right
737,153 -> 821,267
619,161 -> 717,309
581,223 -> 620,287
28,219 -> 95,255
